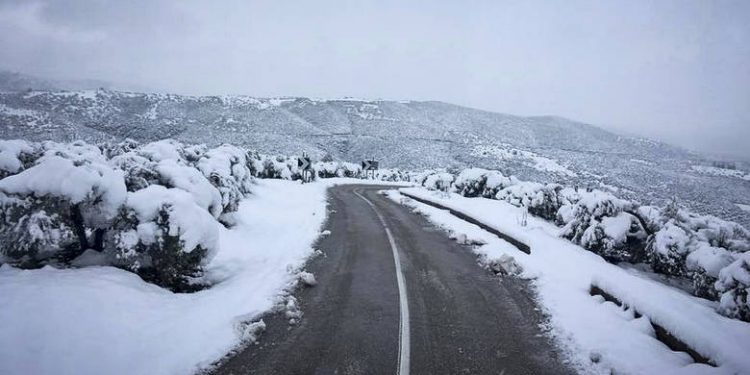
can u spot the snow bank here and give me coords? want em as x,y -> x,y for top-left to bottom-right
392,188 -> 750,374
0,179 -> 330,375
419,167 -> 750,321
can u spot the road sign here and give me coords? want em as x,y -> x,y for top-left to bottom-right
361,160 -> 379,171
298,157 -> 312,171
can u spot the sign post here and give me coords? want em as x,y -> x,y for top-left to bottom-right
361,159 -> 379,179
298,153 -> 313,183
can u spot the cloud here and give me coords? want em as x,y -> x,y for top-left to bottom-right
0,0 -> 748,158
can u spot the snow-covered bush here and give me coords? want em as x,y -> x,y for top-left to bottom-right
559,190 -> 646,262
0,193 -> 78,266
0,140 -> 38,178
645,221 -> 692,276
372,168 -> 411,182
314,161 -> 363,179
0,139 -> 252,291
495,182 -> 565,221
452,168 -> 514,198
254,155 -> 299,180
196,145 -> 254,218
715,253 -> 750,322
107,186 -> 219,292
685,244 -> 735,299
421,171 -> 454,192
0,151 -> 127,265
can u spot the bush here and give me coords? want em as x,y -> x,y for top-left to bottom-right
0,139 -> 251,292
0,193 -> 78,267
560,190 -> 645,262
715,253 -> 750,322
107,186 -> 219,292
453,168 -> 514,198
0,151 -> 127,265
421,171 -> 454,192
0,140 -> 37,179
685,244 -> 734,299
196,145 -> 254,218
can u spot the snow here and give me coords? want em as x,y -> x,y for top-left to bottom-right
686,245 -> 734,278
0,103 -> 39,117
138,139 -> 185,162
736,203 -> 750,213
652,222 -> 690,256
0,155 -> 126,220
0,139 -> 32,173
0,177 -> 408,375
600,213 -> 633,243
691,165 -> 750,181
126,185 -> 220,257
390,187 -> 750,374
0,179 -> 330,375
472,144 -> 577,177
156,159 -> 223,218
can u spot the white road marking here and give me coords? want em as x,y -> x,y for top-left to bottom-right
354,189 -> 410,375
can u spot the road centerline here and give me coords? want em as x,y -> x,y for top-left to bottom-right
354,188 -> 411,375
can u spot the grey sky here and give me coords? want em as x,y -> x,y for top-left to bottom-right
1,0 -> 748,158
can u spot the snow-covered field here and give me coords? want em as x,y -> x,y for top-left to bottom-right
691,165 -> 750,181
0,179 -> 332,375
389,188 -> 750,375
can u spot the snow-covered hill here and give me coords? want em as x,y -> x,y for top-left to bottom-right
1,86 -> 748,225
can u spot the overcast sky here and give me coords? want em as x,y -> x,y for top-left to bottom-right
1,0 -> 748,158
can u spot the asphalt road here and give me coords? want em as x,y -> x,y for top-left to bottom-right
213,185 -> 574,375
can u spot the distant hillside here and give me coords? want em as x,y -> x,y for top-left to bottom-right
0,86 -> 748,225
0,70 -> 148,93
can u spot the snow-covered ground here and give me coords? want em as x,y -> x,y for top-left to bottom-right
472,143 -> 578,177
389,188 -> 750,375
691,165 -> 750,181
0,179 -> 336,375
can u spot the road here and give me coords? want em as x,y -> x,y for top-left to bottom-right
213,185 -> 574,375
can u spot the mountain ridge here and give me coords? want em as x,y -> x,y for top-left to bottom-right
0,72 -> 748,225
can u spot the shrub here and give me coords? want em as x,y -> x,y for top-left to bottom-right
107,186 -> 219,292
715,253 -> 750,322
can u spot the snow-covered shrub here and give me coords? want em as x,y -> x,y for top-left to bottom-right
314,161 -> 363,179
107,186 -> 219,292
196,145 -> 254,217
452,168 -> 514,198
373,168 -> 410,182
0,152 -> 127,265
645,221 -> 691,275
685,244 -> 734,299
0,193 -> 78,266
421,171 -> 455,192
560,190 -> 645,262
254,155 -> 297,180
645,204 -> 750,279
495,182 -> 564,221
110,152 -> 162,191
0,140 -> 38,178
100,138 -> 141,159
314,161 -> 339,178
715,253 -> 750,322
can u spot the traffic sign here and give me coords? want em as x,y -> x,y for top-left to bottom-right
361,160 -> 379,171
298,157 -> 312,171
